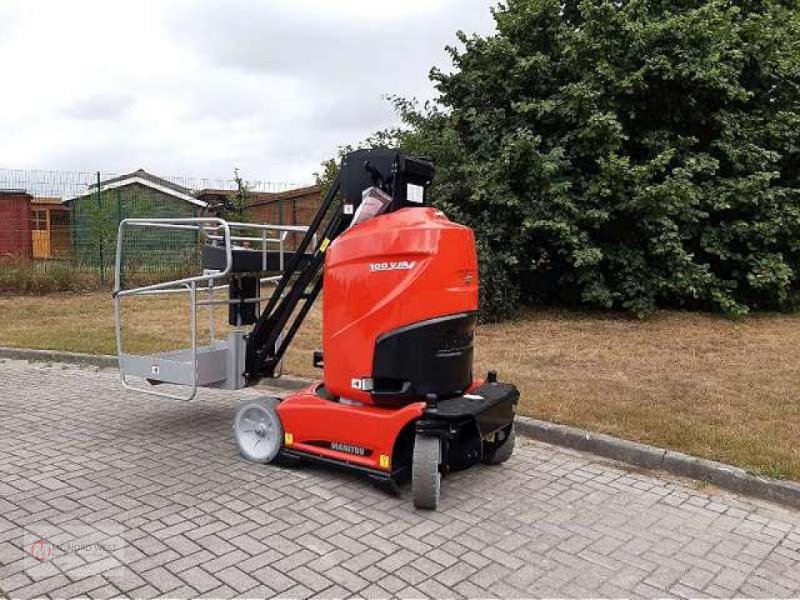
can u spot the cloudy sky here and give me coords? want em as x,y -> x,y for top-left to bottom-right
0,1 -> 497,185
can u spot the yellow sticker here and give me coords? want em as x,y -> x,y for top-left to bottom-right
379,454 -> 391,469
319,238 -> 331,252
284,433 -> 294,446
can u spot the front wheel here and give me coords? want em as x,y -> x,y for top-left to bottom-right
412,435 -> 441,509
233,397 -> 283,463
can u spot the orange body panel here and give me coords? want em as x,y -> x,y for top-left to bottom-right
276,384 -> 425,471
322,207 -> 478,404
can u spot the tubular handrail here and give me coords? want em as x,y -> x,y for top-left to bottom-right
113,216 -> 297,400
116,283 -> 199,402
114,218 -> 233,297
113,218 -> 230,401
113,219 -> 311,298
221,221 -> 311,233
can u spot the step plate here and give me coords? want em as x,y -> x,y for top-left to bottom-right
119,344 -> 228,386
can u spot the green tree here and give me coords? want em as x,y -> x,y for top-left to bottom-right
208,168 -> 252,222
229,168 -> 252,223
338,0 -> 800,320
85,190 -> 118,278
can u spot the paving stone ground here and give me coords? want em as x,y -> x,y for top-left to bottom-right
1,358 -> 800,599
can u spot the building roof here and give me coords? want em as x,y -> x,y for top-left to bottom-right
243,184 -> 321,208
196,188 -> 276,203
196,184 -> 320,207
94,169 -> 191,195
31,196 -> 68,208
64,169 -> 207,207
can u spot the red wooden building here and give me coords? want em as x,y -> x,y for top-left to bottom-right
0,190 -> 33,259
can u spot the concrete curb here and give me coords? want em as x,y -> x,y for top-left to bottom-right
0,346 -> 118,368
516,416 -> 800,511
0,346 -> 310,392
2,346 -> 798,510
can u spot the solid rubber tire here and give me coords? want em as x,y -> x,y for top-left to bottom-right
412,435 -> 441,509
233,397 -> 283,464
483,425 -> 516,465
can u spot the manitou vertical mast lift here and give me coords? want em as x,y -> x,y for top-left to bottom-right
114,149 -> 518,509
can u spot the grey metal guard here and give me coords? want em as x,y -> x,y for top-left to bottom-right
113,217 -> 308,401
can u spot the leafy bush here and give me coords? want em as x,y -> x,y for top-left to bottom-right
338,0 -> 800,319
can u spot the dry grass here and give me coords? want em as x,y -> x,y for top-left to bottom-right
0,291 -> 320,380
475,309 -> 800,480
2,292 -> 799,480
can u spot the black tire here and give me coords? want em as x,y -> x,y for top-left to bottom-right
233,397 -> 283,464
412,435 -> 441,509
482,425 -> 515,465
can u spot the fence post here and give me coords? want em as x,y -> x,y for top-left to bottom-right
96,171 -> 105,284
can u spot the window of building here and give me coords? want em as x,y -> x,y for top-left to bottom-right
31,210 -> 47,231
50,211 -> 69,228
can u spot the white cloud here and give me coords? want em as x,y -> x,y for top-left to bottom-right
0,4 -> 20,43
63,94 -> 136,120
0,0 -> 497,184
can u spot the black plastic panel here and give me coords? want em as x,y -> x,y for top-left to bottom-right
340,149 -> 434,212
372,312 -> 477,400
229,276 -> 259,326
429,381 -> 519,436
202,244 -> 310,273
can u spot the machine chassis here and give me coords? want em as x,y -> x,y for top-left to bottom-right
270,375 -> 519,494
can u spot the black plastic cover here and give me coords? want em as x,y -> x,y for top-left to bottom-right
371,312 -> 476,401
432,381 -> 519,436
340,149 -> 435,213
202,244 -> 310,273
229,276 -> 259,326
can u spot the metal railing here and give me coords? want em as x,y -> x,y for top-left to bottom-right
113,218 -> 310,401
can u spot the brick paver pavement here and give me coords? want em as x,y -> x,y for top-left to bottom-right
1,358 -> 800,599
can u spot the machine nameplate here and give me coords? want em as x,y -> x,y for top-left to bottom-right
307,440 -> 372,457
369,261 -> 416,272
331,442 -> 367,456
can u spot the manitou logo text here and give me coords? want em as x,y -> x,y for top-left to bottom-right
331,442 -> 367,456
369,261 -> 416,272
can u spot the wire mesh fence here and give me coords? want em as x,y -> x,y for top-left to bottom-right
0,167 -> 317,294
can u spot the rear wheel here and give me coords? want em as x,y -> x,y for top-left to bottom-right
412,435 -> 441,509
233,397 -> 283,464
482,425 -> 515,465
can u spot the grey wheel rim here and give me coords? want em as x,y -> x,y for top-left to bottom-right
235,402 -> 281,463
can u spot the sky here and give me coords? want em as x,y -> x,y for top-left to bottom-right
0,1 -> 497,185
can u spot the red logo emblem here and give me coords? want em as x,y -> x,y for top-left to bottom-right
30,540 -> 52,561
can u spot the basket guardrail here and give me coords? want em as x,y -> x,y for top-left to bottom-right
113,218 -> 310,401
